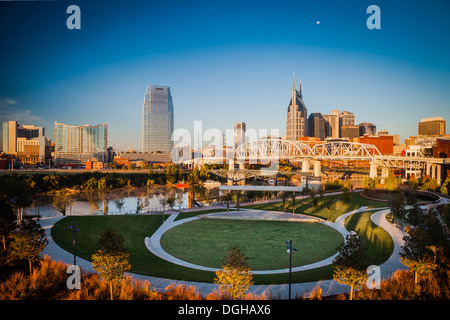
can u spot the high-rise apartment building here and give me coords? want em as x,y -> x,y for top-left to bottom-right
142,85 -> 174,154
286,75 -> 307,140
234,122 -> 246,149
54,122 -> 107,165
418,117 -> 446,136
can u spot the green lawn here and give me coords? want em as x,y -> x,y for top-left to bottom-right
51,215 -> 217,282
51,194 -> 394,285
344,211 -> 394,265
242,191 -> 386,222
160,219 -> 343,270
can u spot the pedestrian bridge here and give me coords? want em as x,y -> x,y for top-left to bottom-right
181,138 -> 449,182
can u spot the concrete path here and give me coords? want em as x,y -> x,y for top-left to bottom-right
39,203 -> 408,299
144,206 -> 385,275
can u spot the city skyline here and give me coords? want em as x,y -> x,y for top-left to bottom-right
0,0 -> 449,151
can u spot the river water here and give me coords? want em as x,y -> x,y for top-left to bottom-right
23,187 -> 194,217
23,178 -> 321,217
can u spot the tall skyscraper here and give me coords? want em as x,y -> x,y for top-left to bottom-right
54,122 -> 107,165
142,85 -> 174,154
234,122 -> 246,149
286,75 -> 307,140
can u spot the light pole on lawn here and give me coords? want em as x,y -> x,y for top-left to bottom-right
285,240 -> 297,300
68,221 -> 79,267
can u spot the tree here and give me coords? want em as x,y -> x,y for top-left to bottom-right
362,177 -> 378,196
421,176 -> 438,191
177,193 -> 184,210
390,191 -> 406,224
166,194 -> 176,211
0,198 -> 16,251
405,204 -> 421,227
400,209 -> 447,285
92,228 -> 131,300
114,199 -> 125,214
326,197 -> 336,221
96,227 -> 126,254
91,250 -> 131,300
332,232 -> 371,300
342,187 -> 352,204
0,175 -> 33,220
214,246 -> 253,300
409,175 -> 419,191
10,218 -> 48,273
52,188 -> 72,216
384,173 -> 401,192
159,196 -> 168,212
165,164 -> 179,184
309,188 -> 319,213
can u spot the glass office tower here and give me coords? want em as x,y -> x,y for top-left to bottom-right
142,85 -> 174,154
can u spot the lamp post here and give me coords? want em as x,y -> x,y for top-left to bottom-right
68,221 -> 79,266
285,240 -> 297,300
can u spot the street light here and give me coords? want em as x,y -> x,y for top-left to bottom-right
67,221 -> 79,266
285,240 -> 297,300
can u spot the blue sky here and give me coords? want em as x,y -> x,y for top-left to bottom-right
0,0 -> 449,151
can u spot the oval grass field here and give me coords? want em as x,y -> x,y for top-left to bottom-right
160,219 -> 343,271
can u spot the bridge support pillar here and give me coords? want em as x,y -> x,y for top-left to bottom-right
381,167 -> 389,180
431,164 -> 442,185
302,159 -> 310,173
369,161 -> 378,178
426,162 -> 431,176
313,160 -> 321,177
228,159 -> 235,171
239,163 -> 245,170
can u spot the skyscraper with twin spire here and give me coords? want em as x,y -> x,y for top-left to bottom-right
286,74 -> 307,140
142,85 -> 174,154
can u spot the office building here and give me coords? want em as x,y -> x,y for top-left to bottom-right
433,138 -> 450,158
286,75 -> 307,140
2,121 -> 45,154
54,122 -> 107,166
234,122 -> 246,149
341,125 -> 360,139
359,122 -> 377,136
339,111 -> 355,128
142,85 -> 174,154
359,134 -> 393,155
418,117 -> 446,136
323,110 -> 340,139
308,113 -> 326,141
2,121 -> 50,165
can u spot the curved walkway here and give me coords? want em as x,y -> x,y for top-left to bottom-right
145,207 -> 382,274
39,205 -> 409,299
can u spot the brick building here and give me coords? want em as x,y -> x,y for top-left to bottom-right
359,134 -> 394,155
